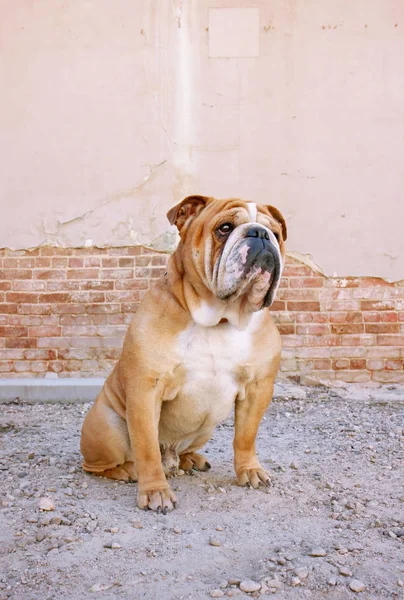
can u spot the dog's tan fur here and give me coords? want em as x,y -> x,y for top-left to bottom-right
80,196 -> 286,512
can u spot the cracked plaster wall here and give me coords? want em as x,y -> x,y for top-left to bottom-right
0,0 -> 403,279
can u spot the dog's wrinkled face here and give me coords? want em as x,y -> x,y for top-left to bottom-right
167,195 -> 287,320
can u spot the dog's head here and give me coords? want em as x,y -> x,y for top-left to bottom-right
167,195 -> 286,326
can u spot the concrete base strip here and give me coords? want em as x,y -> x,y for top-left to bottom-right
0,378 -> 105,403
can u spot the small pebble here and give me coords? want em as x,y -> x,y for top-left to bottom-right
228,578 -> 241,585
216,525 -> 224,531
239,580 -> 261,593
294,567 -> 309,580
291,577 -> 301,587
209,538 -> 221,547
397,579 -> 403,587
290,461 -> 299,470
173,527 -> 182,534
38,497 -> 55,512
133,521 -> 143,529
328,577 -> 337,586
308,547 -> 327,557
210,590 -> 224,598
349,579 -> 365,592
339,567 -> 352,577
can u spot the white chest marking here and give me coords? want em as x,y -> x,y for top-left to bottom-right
247,202 -> 257,221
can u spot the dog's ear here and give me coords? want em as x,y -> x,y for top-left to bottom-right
266,205 -> 287,241
167,195 -> 210,233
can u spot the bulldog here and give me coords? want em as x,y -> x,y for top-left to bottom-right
80,195 -> 287,513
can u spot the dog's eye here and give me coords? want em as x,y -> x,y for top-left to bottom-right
273,231 -> 280,242
217,223 -> 233,235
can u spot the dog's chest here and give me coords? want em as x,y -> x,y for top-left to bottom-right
175,321 -> 253,422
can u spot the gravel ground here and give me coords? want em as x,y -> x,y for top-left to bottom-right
0,380 -> 403,600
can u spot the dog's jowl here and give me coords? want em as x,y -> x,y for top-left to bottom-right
80,196 -> 287,512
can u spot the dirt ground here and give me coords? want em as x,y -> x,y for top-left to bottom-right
0,380 -> 403,600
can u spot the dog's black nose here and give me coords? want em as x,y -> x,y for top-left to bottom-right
246,226 -> 269,241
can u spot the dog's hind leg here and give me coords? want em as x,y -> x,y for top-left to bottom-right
80,384 -> 136,481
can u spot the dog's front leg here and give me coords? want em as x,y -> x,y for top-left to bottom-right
233,376 -> 274,489
125,379 -> 176,513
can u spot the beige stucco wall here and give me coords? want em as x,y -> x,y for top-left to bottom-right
1,0 -> 403,279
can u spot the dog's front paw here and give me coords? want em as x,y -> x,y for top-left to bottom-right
137,484 -> 177,513
236,464 -> 271,489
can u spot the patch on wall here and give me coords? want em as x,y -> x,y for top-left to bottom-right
208,8 -> 260,58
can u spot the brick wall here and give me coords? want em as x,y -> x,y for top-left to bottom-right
0,246 -> 403,383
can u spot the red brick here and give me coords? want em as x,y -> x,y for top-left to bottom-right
34,269 -> 67,280
150,268 -> 166,279
322,300 -> 360,311
350,358 -> 367,370
47,282 -> 80,293
6,292 -> 38,304
385,359 -> 402,371
40,293 -> 70,303
24,349 -> 57,360
118,258 -> 134,267
296,324 -> 330,335
29,326 -> 61,337
361,300 -> 395,311
73,247 -> 107,256
0,303 -> 18,314
151,255 -> 169,266
52,257 -> 68,268
5,338 -> 37,348
0,361 -> 13,372
121,302 -> 140,313
67,269 -> 99,280
100,269 -> 133,280
0,282 -> 12,291
372,371 -> 404,383
134,256 -> 153,267
328,278 -> 360,288
295,312 -> 328,323
295,347 -> 331,358
289,277 -> 324,288
106,291 -> 140,303
68,258 -> 84,268
102,258 -> 118,268
80,280 -> 114,291
340,334 -> 376,346
12,281 -> 47,291
3,257 -> 35,268
71,292 -> 105,303
331,323 -> 364,335
70,336 -> 103,348
35,258 -> 51,268
303,334 -> 340,347
52,303 -> 86,314
333,359 -> 350,370
363,312 -> 381,322
86,304 -> 120,314
40,247 -> 72,256
283,265 -> 313,276
365,323 -> 400,334
0,349 -> 25,359
31,361 -> 48,373
377,335 -> 404,346
288,302 -> 320,312
268,301 -> 286,311
19,304 -> 51,315
0,326 -> 27,337
329,312 -> 362,323
0,269 -> 32,279
367,359 -> 385,371
277,324 -> 295,335
84,257 -> 101,267
37,337 -> 71,349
